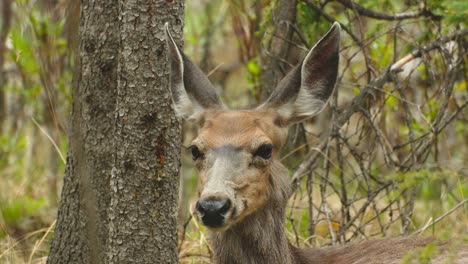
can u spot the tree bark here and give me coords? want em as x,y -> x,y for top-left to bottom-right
107,0 -> 183,263
48,1 -> 183,263
0,0 -> 12,130
47,1 -> 119,263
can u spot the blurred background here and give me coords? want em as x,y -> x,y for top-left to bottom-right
0,0 -> 466,263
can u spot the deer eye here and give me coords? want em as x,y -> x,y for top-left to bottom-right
190,146 -> 204,161
254,144 -> 273,159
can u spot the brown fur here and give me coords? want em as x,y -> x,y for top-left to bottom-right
196,109 -> 287,150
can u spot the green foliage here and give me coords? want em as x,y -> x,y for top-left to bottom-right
0,0 -> 71,261
442,0 -> 467,24
427,0 -> 468,25
385,89 -> 399,111
370,39 -> 392,69
246,59 -> 260,76
1,197 -> 46,227
257,0 -> 278,45
401,242 -> 439,264
7,1 -> 72,110
386,168 -> 467,202
246,58 -> 261,98
9,28 -> 38,74
296,2 -> 321,42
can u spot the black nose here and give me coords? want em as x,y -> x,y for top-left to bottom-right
196,198 -> 231,227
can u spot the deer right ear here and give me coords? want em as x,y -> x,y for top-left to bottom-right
258,23 -> 340,126
165,23 -> 223,121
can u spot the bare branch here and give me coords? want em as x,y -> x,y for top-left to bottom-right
391,28 -> 468,71
290,28 -> 468,192
413,199 -> 468,235
302,0 -> 361,44
336,0 -> 442,21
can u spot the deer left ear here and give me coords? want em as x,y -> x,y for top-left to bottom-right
258,22 -> 340,126
165,23 -> 223,121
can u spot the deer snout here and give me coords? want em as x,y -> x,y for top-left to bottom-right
196,197 -> 232,228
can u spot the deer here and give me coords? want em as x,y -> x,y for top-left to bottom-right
164,23 -> 467,264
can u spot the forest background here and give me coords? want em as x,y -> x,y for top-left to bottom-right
0,0 -> 467,263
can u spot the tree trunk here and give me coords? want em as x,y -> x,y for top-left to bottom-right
107,0 -> 183,263
47,1 -> 119,263
48,1 -> 183,263
0,0 -> 12,130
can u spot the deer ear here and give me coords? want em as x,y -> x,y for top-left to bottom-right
165,23 -> 223,121
258,22 -> 340,126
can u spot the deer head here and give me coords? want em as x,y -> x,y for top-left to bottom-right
165,23 -> 340,231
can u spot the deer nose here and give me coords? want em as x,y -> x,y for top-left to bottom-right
196,197 -> 231,227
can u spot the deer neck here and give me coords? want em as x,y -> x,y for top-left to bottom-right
209,161 -> 295,264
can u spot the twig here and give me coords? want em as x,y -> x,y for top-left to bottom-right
336,0 -> 442,21
31,117 -> 66,164
207,62 -> 225,77
320,114 -> 337,245
291,141 -> 328,192
302,0 -> 361,45
288,217 -> 301,247
390,28 -> 468,71
290,28 -> 468,191
339,183 -> 392,235
413,199 -> 468,235
28,221 -> 56,264
282,21 -> 311,49
306,170 -> 315,237
178,215 -> 193,252
179,253 -> 211,260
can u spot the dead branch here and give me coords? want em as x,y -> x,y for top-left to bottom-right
413,198 -> 468,235
336,0 -> 442,21
290,28 -> 468,193
391,28 -> 468,71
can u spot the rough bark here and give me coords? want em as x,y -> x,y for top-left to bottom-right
106,0 -> 183,263
49,0 -> 183,263
47,1 -> 119,263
